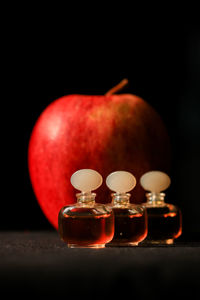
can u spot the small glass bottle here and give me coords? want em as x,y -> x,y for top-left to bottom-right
106,171 -> 148,246
58,169 -> 114,248
140,171 -> 182,245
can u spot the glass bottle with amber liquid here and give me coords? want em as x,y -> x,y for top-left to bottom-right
106,171 -> 148,246
58,169 -> 114,248
140,171 -> 182,245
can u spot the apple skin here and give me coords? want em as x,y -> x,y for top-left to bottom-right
28,94 -> 171,229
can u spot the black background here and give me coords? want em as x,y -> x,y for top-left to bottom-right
3,15 -> 200,237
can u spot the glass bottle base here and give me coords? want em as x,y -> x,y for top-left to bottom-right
107,242 -> 139,247
68,244 -> 105,249
142,239 -> 174,245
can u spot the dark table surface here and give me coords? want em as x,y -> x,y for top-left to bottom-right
0,231 -> 200,298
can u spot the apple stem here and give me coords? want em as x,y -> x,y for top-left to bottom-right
105,79 -> 129,96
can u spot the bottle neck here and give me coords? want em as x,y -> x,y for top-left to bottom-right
76,192 -> 96,205
111,193 -> 131,206
145,192 -> 166,206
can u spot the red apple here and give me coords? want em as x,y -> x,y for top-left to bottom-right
28,80 -> 171,229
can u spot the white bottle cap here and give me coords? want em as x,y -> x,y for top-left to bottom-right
140,171 -> 171,193
106,171 -> 136,193
70,169 -> 103,193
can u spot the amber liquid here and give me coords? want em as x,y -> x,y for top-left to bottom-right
58,207 -> 114,247
145,205 -> 182,243
108,208 -> 148,246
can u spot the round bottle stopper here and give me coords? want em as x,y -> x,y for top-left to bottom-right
140,171 -> 171,193
106,171 -> 136,193
70,169 -> 103,193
